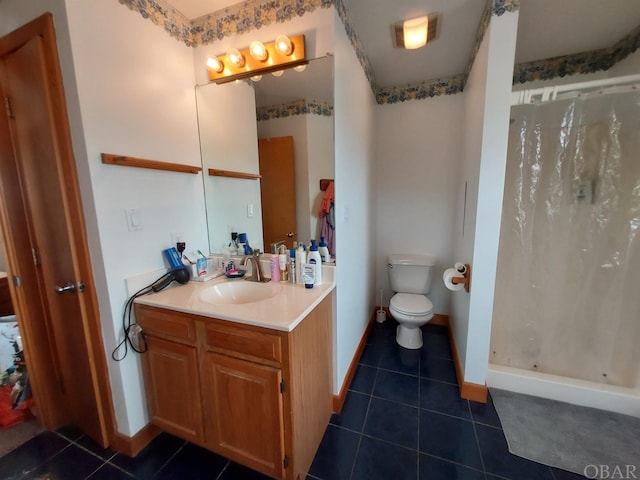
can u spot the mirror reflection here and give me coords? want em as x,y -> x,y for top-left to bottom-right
196,56 -> 334,256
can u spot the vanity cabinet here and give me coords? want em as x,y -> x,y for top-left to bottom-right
134,292 -> 333,480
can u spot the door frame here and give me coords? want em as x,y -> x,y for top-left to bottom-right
0,13 -> 115,446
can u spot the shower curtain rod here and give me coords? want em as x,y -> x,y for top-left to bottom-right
511,73 -> 640,106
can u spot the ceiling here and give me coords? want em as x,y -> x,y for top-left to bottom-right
170,0 -> 640,89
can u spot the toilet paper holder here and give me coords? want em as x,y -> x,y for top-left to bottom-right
451,263 -> 471,292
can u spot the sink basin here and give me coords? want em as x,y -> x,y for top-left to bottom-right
199,281 -> 282,305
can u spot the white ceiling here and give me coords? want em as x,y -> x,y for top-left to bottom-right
171,0 -> 640,89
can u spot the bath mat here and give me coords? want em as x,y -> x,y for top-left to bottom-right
490,388 -> 640,477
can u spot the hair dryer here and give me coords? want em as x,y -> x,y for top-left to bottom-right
150,266 -> 191,292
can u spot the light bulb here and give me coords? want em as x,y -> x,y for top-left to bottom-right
251,75 -> 263,82
206,57 -> 223,73
271,70 -> 284,77
275,35 -> 293,56
226,48 -> 245,67
293,64 -> 307,72
249,41 -> 268,61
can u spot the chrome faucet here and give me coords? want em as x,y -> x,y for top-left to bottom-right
241,249 -> 269,282
270,240 -> 286,254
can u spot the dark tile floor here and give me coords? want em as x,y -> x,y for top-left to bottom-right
0,320 -> 586,480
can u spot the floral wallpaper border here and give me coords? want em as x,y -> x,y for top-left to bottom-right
513,25 -> 640,84
119,0 -> 638,105
256,99 -> 333,121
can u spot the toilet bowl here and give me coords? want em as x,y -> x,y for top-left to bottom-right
387,253 -> 436,349
389,293 -> 434,349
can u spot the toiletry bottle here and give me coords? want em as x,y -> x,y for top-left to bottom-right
308,239 -> 322,286
319,236 -> 330,263
303,262 -> 315,289
296,243 -> 306,284
270,254 -> 280,282
278,245 -> 288,282
289,248 -> 297,284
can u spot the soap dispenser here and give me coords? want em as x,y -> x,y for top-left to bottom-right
308,239 -> 322,286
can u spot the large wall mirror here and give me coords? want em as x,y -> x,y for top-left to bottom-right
196,55 -> 334,255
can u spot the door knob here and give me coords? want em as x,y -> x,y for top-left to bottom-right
286,232 -> 295,237
55,281 -> 76,294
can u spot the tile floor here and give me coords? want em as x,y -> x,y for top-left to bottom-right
0,320 -> 587,480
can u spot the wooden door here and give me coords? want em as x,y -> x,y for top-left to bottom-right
0,14 -> 113,446
142,336 -> 203,444
258,136 -> 296,251
202,352 -> 285,479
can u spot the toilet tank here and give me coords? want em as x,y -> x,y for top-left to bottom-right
387,254 -> 436,295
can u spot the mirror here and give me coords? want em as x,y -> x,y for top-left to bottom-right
196,56 -> 334,255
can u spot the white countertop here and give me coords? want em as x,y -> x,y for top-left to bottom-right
134,274 -> 335,332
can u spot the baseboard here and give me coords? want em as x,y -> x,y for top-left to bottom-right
112,423 -> 160,457
446,318 -> 488,403
332,309 -> 375,413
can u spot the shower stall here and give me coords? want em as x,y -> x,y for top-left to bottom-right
488,74 -> 640,416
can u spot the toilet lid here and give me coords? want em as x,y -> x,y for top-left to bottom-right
390,293 -> 433,316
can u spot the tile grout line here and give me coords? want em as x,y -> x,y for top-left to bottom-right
347,359 -> 379,480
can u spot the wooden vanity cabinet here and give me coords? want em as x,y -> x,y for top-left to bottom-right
134,293 -> 333,480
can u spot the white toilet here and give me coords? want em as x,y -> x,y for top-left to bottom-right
387,254 -> 436,349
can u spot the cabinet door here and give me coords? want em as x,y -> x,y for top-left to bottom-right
203,352 -> 285,479
142,335 -> 203,444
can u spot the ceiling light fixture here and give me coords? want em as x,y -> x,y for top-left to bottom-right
206,35 -> 307,84
392,14 -> 439,50
403,16 -> 428,49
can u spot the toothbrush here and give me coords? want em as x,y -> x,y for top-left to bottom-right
197,250 -> 207,259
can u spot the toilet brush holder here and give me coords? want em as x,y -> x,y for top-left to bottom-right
376,309 -> 386,323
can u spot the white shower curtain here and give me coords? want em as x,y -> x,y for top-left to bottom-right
491,86 -> 640,389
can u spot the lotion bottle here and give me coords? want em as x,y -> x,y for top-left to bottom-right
308,239 -> 322,286
270,254 -> 280,282
318,236 -> 330,263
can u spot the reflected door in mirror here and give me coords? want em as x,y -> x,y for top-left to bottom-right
258,137 -> 296,251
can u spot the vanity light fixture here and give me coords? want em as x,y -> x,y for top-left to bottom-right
206,56 -> 224,73
206,34 -> 307,84
251,75 -> 263,82
275,35 -> 293,56
293,64 -> 307,72
271,70 -> 284,77
249,41 -> 268,61
226,48 -> 245,68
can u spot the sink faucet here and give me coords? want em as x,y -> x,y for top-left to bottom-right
270,240 -> 286,254
241,249 -> 269,282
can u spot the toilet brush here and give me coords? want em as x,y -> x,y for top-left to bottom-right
376,289 -> 386,323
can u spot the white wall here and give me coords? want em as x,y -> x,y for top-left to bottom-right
333,11 -> 376,394
64,0 -> 207,436
374,95 -> 465,314
452,12 -> 519,386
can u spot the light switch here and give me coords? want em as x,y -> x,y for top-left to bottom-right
247,203 -> 254,218
126,209 -> 142,231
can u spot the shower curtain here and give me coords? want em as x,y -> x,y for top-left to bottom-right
491,86 -> 640,390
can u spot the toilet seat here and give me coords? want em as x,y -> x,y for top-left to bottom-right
390,293 -> 433,317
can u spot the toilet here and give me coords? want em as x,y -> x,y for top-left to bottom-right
387,254 -> 436,349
